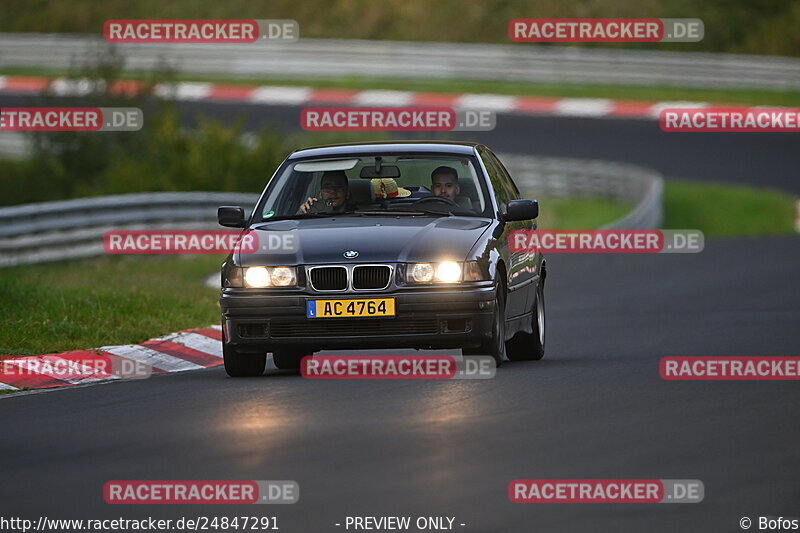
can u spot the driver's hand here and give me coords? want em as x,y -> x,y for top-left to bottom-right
299,197 -> 318,214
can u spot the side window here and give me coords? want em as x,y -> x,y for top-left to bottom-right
479,149 -> 510,208
487,150 -> 520,201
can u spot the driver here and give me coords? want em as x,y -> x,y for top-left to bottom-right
430,166 -> 460,201
298,170 -> 351,214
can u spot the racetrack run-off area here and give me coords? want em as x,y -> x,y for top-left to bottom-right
0,327 -> 223,392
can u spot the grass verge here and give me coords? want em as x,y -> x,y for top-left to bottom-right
664,181 -> 797,236
534,196 -> 632,230
0,255 -> 223,356
2,67 -> 799,108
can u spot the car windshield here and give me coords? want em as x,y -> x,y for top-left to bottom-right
256,154 -> 489,221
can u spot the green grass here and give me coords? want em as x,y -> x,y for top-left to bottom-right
664,181 -> 797,236
4,66 -> 799,107
533,196 -> 632,230
1,0 -> 798,56
0,255 -> 224,356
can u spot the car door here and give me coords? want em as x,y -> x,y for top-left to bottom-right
486,149 -> 539,315
478,147 -> 528,319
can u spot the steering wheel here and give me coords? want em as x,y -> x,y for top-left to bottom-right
413,196 -> 461,208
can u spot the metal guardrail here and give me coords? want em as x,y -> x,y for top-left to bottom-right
0,192 -> 260,266
0,155 -> 663,267
1,33 -> 798,91
502,154 -> 664,229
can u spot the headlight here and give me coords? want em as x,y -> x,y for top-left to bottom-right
408,262 -> 435,283
406,261 -> 470,283
405,261 -> 486,284
436,261 -> 461,282
244,266 -> 271,288
270,266 -> 297,287
232,266 -> 298,288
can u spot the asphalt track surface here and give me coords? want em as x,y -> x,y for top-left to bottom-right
3,236 -> 799,532
2,96 -> 799,532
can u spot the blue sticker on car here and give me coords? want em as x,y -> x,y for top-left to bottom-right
306,301 -> 316,318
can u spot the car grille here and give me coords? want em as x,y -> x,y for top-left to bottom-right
353,265 -> 391,290
310,266 -> 347,291
270,318 -> 438,338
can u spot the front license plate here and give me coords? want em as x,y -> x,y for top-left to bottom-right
307,298 -> 395,318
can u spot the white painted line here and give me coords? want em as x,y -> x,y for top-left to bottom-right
250,85 -> 312,105
352,90 -> 414,107
0,76 -> 7,90
167,332 -> 223,358
554,98 -> 614,117
101,344 -> 204,372
454,94 -> 518,112
210,324 -> 222,331
154,82 -> 212,101
0,381 -> 18,391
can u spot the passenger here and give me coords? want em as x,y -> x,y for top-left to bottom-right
298,171 -> 351,214
431,166 -> 472,209
430,166 -> 460,201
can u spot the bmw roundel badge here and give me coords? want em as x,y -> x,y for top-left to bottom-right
343,250 -> 359,259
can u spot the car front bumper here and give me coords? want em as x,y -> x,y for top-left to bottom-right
220,283 -> 496,353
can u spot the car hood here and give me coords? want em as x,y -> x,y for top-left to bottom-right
236,216 -> 491,265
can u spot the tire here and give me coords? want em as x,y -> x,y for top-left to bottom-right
506,281 -> 545,361
223,343 -> 266,377
272,349 -> 307,371
463,282 -> 506,367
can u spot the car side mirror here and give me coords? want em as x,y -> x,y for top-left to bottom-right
505,199 -> 538,221
218,206 -> 246,228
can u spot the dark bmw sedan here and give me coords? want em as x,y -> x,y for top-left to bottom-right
217,141 -> 546,377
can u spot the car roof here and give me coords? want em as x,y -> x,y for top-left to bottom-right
287,141 -> 483,160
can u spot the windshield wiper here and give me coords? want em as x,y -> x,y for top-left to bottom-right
352,209 -> 435,216
260,212 -> 339,222
384,206 -> 477,217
